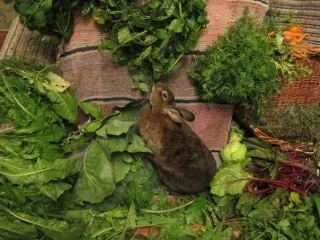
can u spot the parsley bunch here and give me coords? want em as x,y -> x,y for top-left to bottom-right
190,9 -> 280,117
91,0 -> 208,92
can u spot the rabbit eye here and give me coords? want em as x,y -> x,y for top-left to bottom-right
162,91 -> 169,101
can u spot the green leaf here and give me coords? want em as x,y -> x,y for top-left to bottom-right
290,192 -> 302,205
95,123 -> 109,138
168,18 -> 184,33
15,3 -> 39,16
144,34 -> 157,44
138,46 -> 152,62
0,205 -> 83,240
118,27 -> 133,45
63,209 -> 94,225
221,227 -> 234,240
47,89 -> 78,123
210,163 -> 251,197
107,0 -> 116,7
314,196 -> 320,219
82,119 -> 104,133
112,152 -> 131,183
79,102 -> 103,119
43,72 -> 70,93
105,119 -> 135,136
106,136 -> 128,153
62,135 -> 87,153
0,183 -> 26,204
122,152 -> 134,163
0,157 -> 78,185
236,193 -> 258,216
0,216 -> 38,239
39,182 -> 72,201
126,202 -> 137,229
74,140 -> 115,204
185,194 -> 206,225
139,82 -> 150,92
247,206 -> 275,219
126,135 -> 152,153
154,28 -> 168,39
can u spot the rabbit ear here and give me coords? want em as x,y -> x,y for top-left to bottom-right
165,108 -> 185,123
178,108 -> 195,122
164,107 -> 195,123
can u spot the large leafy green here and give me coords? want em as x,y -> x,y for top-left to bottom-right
210,163 -> 252,197
0,59 -> 79,162
74,140 -> 115,204
112,153 -> 131,183
0,205 -> 84,240
39,182 -> 72,201
0,157 -> 78,185
47,90 -> 78,124
0,216 -> 38,239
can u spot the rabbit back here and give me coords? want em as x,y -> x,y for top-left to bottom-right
138,104 -> 216,194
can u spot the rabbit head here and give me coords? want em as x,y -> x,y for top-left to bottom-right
150,82 -> 195,123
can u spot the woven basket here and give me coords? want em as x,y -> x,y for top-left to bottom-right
252,0 -> 320,150
271,59 -> 320,108
247,58 -> 320,151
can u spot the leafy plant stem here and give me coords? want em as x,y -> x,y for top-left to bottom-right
140,199 -> 196,214
91,227 -> 113,238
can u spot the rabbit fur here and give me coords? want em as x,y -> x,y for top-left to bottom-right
138,82 -> 217,194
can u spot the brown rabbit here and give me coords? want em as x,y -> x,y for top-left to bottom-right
138,82 -> 217,194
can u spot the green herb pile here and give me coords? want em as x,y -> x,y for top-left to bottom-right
190,9 -> 311,118
5,0 -> 80,44
89,0 -> 208,92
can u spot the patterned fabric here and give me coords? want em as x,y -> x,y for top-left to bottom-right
269,0 -> 320,45
0,2 -> 17,30
254,0 -> 269,5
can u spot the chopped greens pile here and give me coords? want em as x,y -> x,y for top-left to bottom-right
5,0 -> 80,45
190,9 -> 312,118
90,0 -> 208,92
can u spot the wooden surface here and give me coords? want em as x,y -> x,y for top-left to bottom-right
0,18 -> 56,65
0,31 -> 7,49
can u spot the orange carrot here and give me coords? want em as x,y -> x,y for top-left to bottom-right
288,25 -> 302,33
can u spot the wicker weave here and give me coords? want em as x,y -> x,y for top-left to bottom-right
271,59 -> 320,108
